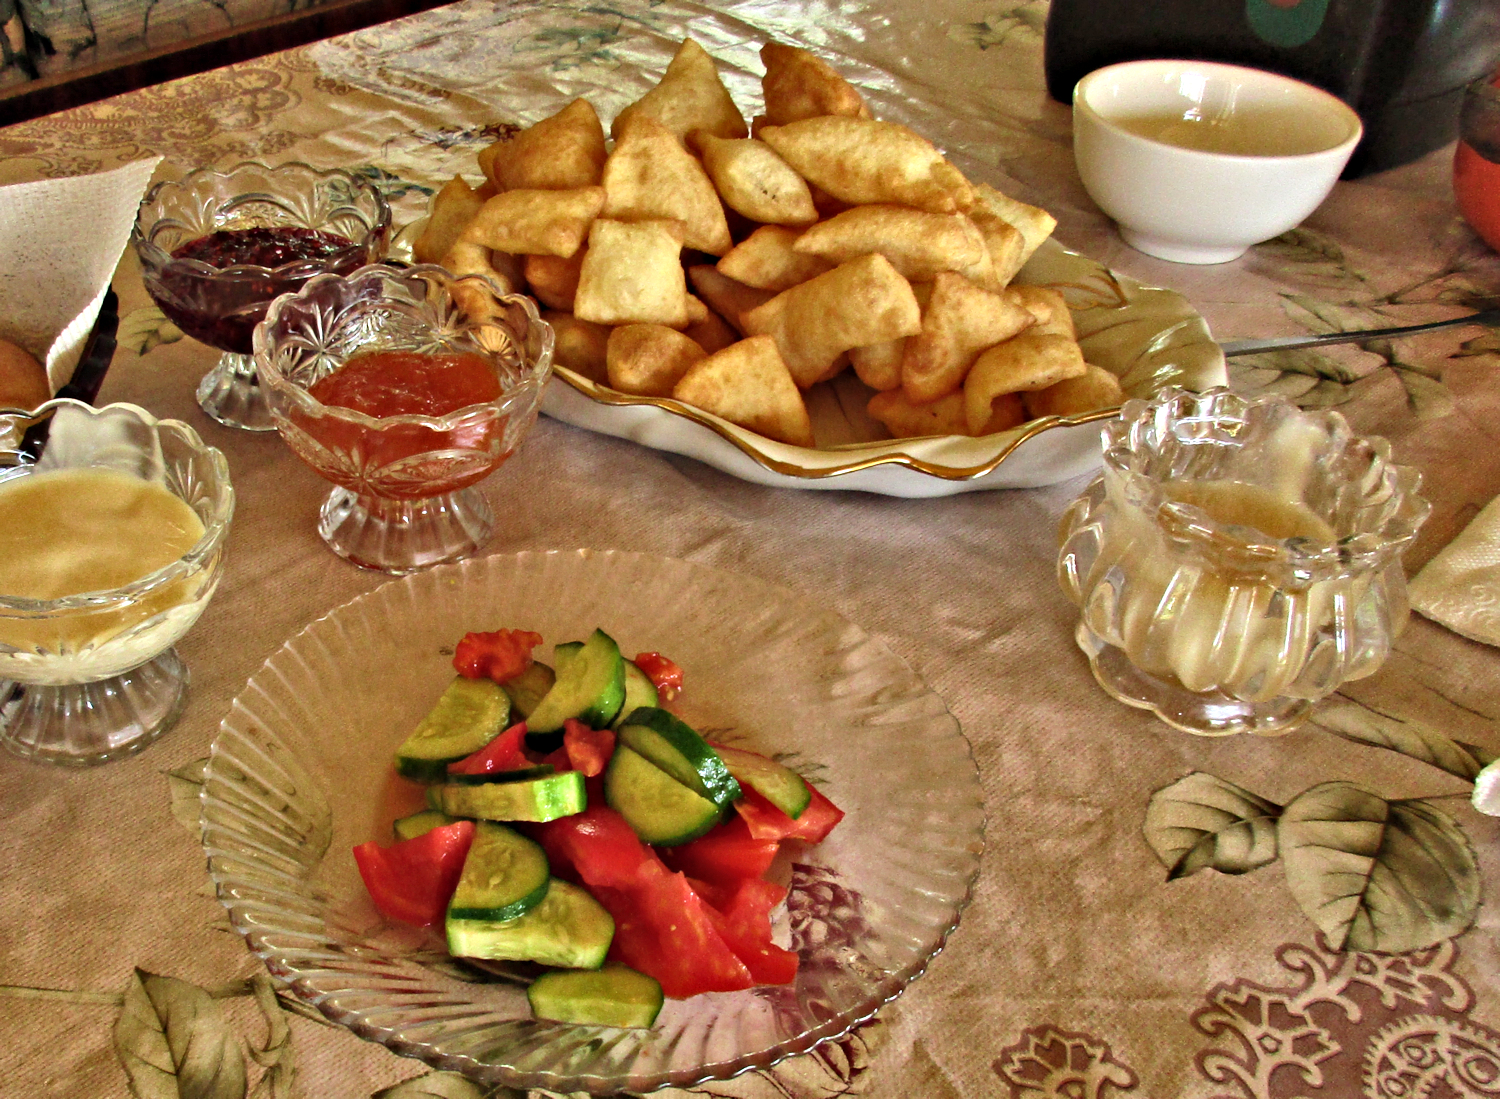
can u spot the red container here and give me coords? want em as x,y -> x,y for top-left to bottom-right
1455,74 -> 1500,251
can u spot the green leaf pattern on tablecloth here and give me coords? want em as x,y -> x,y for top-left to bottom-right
1311,697 -> 1497,780
113,968 -> 249,1099
117,306 -> 184,357
1278,782 -> 1481,954
946,2 -> 1047,50
1143,773 -> 1281,879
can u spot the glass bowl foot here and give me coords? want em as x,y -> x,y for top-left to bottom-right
0,649 -> 190,766
318,486 -> 495,575
198,352 -> 277,432
1076,622 -> 1310,737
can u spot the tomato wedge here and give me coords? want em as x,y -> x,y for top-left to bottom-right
660,814 -> 779,883
632,651 -> 684,700
352,819 -> 476,927
563,720 -> 615,777
453,628 -> 543,683
734,784 -> 845,843
699,877 -> 799,986
447,721 -> 528,776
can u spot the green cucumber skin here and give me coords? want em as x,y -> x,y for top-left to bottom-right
714,745 -> 813,819
395,677 -> 512,781
527,962 -> 664,1028
447,821 -> 552,922
616,707 -> 741,809
604,744 -> 722,846
448,878 -> 614,969
392,809 -> 456,841
438,771 -> 587,823
526,630 -> 627,735
443,765 -> 555,787
608,663 -> 659,730
501,662 -> 556,720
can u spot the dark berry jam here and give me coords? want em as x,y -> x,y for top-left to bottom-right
171,226 -> 353,269
148,226 -> 363,355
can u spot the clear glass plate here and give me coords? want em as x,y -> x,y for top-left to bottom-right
201,550 -> 984,1094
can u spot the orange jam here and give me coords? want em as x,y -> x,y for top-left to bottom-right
309,350 -> 501,417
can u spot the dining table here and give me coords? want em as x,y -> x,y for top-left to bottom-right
5,1 -> 1500,1097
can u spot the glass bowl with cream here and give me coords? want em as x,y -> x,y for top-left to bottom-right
0,400 -> 234,765
1057,388 -> 1428,737
1071,60 -> 1363,264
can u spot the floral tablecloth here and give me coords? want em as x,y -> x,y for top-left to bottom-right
4,2 -> 1500,1097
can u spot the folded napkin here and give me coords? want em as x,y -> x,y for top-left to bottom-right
0,158 -> 162,393
1409,493 -> 1500,649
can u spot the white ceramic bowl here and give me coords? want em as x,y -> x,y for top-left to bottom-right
1072,60 -> 1363,264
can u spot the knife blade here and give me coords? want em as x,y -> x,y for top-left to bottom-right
1219,307 -> 1500,357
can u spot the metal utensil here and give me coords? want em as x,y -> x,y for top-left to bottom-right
1219,307 -> 1500,357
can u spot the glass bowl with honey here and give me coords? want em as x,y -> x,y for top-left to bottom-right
1057,387 -> 1429,736
0,400 -> 234,765
254,263 -> 553,574
132,161 -> 391,431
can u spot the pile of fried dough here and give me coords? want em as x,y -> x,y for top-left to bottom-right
414,38 -> 1124,448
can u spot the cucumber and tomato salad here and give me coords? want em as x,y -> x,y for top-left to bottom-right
353,625 -> 844,1029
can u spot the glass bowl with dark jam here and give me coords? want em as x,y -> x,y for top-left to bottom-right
254,263 -> 554,574
132,162 -> 391,431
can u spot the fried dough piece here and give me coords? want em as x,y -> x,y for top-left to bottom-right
793,205 -> 987,282
967,207 -> 1028,288
524,250 -> 586,311
461,186 -> 605,258
759,117 -> 974,215
414,175 -> 487,265
964,332 -> 1087,434
901,273 -> 1036,403
686,265 -> 777,333
849,339 -> 905,391
741,253 -> 922,388
673,334 -> 814,447
973,182 -> 1056,265
682,307 -> 740,354
606,324 -> 708,396
867,389 -> 970,438
692,133 -> 818,226
1023,364 -> 1124,419
612,38 -> 748,143
602,113 -> 732,256
1008,285 -> 1075,337
482,99 -> 608,192
544,310 -> 611,383
760,41 -> 870,125
717,225 -> 832,292
440,239 -> 523,323
573,218 -> 690,327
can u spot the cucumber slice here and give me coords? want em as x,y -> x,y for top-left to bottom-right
605,744 -> 722,846
552,641 -> 584,678
448,878 -> 614,969
501,662 -> 556,720
395,677 -> 512,782
437,770 -> 587,823
714,745 -> 812,819
616,708 -> 741,809
392,808 -> 456,841
526,629 -> 627,737
608,662 -> 659,729
444,764 -> 555,787
528,962 -> 663,1028
448,821 -> 552,921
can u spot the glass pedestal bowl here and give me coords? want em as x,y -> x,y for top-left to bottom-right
0,400 -> 234,765
1057,388 -> 1429,737
254,263 -> 553,574
131,161 -> 391,431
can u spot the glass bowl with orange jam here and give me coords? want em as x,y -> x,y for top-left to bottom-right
0,400 -> 234,765
132,161 -> 391,432
1057,387 -> 1429,736
254,263 -> 554,574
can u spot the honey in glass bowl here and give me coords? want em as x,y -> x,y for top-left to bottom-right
1057,388 -> 1429,736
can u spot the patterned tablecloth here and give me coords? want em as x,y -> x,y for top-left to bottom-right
5,2 -> 1500,1097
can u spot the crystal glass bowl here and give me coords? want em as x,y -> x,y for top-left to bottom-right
254,263 -> 552,574
132,161 -> 391,431
0,400 -> 234,764
1057,388 -> 1429,736
200,550 -> 983,1093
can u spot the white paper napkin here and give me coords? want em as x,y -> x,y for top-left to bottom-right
1409,492 -> 1500,649
0,158 -> 162,392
